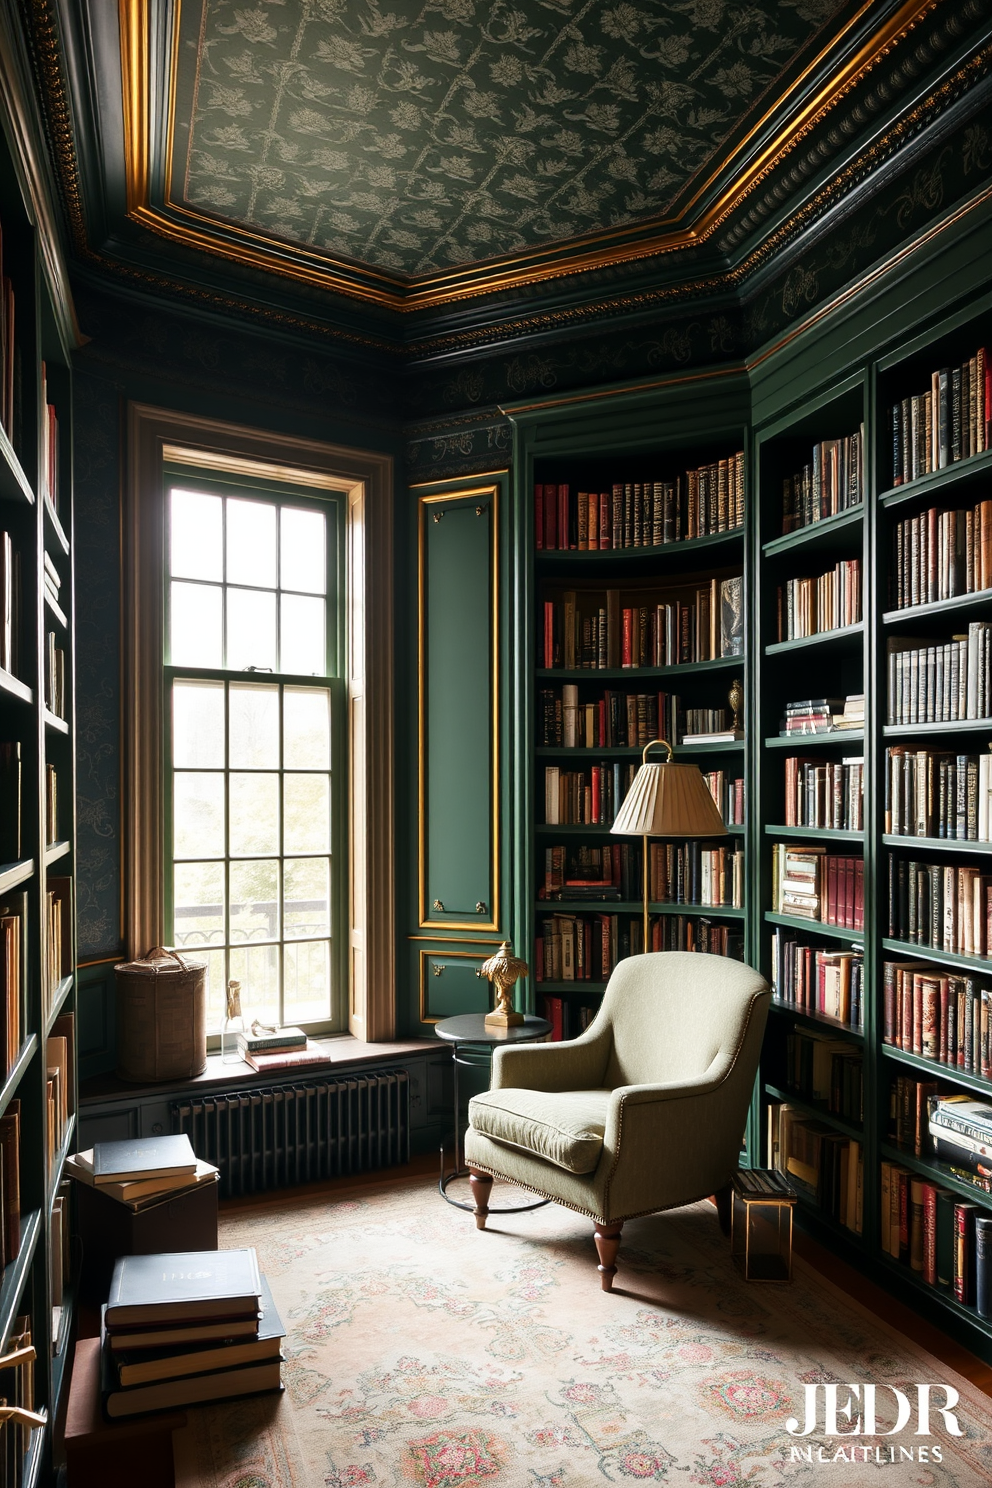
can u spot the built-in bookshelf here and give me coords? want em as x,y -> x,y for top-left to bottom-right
0,58 -> 77,1484
526,434 -> 751,1046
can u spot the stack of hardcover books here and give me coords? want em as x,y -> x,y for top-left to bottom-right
779,694 -> 864,736
101,1247 -> 284,1417
238,1024 -> 326,1073
66,1133 -> 218,1213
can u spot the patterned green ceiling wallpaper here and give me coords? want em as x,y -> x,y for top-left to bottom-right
174,0 -> 847,276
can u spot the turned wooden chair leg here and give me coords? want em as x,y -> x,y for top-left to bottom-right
468,1167 -> 493,1230
714,1182 -> 733,1237
593,1221 -> 623,1290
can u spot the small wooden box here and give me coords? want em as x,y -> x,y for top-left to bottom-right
76,1176 -> 219,1304
731,1169 -> 796,1281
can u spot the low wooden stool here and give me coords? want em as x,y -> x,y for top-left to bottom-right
64,1337 -> 186,1488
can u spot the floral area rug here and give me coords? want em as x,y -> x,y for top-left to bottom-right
173,1172 -> 992,1488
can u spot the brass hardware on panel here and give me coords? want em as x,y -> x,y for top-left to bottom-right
433,510 -> 444,522
476,901 -> 487,914
475,504 -> 489,516
433,899 -> 444,912
433,963 -> 445,977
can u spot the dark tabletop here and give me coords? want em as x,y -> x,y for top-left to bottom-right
434,1013 -> 552,1046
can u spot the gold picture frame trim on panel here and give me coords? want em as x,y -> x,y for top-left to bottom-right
118,0 -> 940,311
419,947 -> 497,1026
418,484 -> 500,935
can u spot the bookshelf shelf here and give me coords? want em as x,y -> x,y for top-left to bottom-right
876,1251 -> 992,1339
42,710 -> 68,736
535,656 -> 742,681
0,668 -> 32,705
882,834 -> 991,855
765,622 -> 864,656
47,1114 -> 75,1213
43,842 -> 69,868
881,1042 -> 992,1100
43,498 -> 69,556
43,591 -> 67,629
769,1001 -> 864,1041
764,732 -> 864,749
764,1081 -> 863,1141
0,860 -> 34,895
761,505 -> 863,558
21,1424 -> 46,1488
0,429 -> 34,510
0,1210 -> 41,1352
538,899 -> 745,917
878,1141 -> 992,1219
0,1039 -> 38,1125
878,447 -> 992,509
764,825 -> 864,843
882,586 -> 992,627
675,740 -> 745,755
45,977 -> 73,1037
883,719 -> 992,739
536,981 -> 609,995
535,530 -> 744,565
765,912 -> 864,944
881,938 -> 992,975
534,820 -> 745,834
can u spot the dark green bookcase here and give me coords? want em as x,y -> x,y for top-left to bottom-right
0,18 -> 77,1480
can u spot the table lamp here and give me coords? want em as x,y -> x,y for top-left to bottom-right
611,738 -> 728,950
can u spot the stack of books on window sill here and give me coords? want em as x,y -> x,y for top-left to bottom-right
101,1247 -> 284,1417
66,1134 -> 218,1213
236,1025 -> 327,1073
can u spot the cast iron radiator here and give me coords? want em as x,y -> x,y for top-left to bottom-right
171,1070 -> 410,1197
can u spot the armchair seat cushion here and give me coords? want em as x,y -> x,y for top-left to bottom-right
468,1087 -> 612,1174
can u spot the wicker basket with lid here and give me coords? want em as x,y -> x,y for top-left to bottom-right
114,946 -> 207,1082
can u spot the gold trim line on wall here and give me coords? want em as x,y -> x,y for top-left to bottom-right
418,484 -> 500,935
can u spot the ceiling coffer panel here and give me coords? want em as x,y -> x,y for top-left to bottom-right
171,0 -> 849,277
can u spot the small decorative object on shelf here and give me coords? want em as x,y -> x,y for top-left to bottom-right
481,942 -> 528,1028
728,678 -> 743,735
222,979 -> 244,1064
731,1168 -> 797,1281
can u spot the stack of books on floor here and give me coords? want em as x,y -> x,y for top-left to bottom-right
101,1247 -> 284,1417
66,1133 -> 217,1212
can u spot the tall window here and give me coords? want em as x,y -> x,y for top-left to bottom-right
164,469 -> 343,1034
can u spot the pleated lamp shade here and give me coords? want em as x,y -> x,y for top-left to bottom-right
611,759 -> 728,838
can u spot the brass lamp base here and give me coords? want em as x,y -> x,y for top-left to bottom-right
484,1008 -> 525,1028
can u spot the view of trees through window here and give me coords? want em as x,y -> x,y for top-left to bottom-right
166,482 -> 337,1032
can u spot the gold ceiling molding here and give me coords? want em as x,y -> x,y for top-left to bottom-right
118,0 -> 941,312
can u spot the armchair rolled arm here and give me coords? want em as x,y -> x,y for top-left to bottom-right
491,1026 -> 610,1092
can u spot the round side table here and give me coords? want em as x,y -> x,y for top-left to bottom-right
435,1012 -> 552,1213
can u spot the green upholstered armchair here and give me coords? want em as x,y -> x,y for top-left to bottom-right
464,951 -> 771,1289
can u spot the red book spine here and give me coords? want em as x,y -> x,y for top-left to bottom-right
912,975 -> 924,1057
544,601 -> 555,669
846,858 -> 855,930
591,765 -> 601,824
939,980 -> 950,1065
954,1203 -> 975,1305
548,996 -> 564,1040
544,482 -> 557,550
854,859 -> 864,930
899,1172 -> 910,1260
558,483 -> 571,550
597,699 -> 606,748
622,609 -> 633,668
600,492 -> 611,549
827,858 -> 838,926
900,973 -> 913,1054
883,965 -> 896,1045
921,980 -> 939,1060
535,483 -> 544,549
922,1183 -> 938,1285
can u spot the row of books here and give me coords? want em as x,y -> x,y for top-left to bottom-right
888,1072 -> 937,1156
102,1238 -> 283,1417
779,693 -> 864,736
887,624 -> 992,724
541,578 -> 743,670
889,347 -> 990,487
885,745 -> 992,841
539,840 -> 744,906
769,1102 -> 863,1233
534,454 -> 745,551
0,902 -> 20,1076
770,932 -> 864,1028
880,1164 -> 991,1312
535,911 -> 743,980
771,843 -> 865,930
543,763 -> 636,826
44,631 -> 64,720
890,500 -> 992,609
882,959 -> 992,1073
0,743 -> 18,863
783,754 -> 863,831
539,997 -> 597,1041
776,558 -> 861,642
45,1016 -> 73,1184
887,855 -> 991,958
44,878 -> 70,1026
538,687 -> 684,749
0,1316 -> 34,1484
780,428 -> 864,534
0,531 -> 17,678
783,1028 -> 863,1121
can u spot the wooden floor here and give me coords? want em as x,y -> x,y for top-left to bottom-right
221,1155 -> 992,1398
